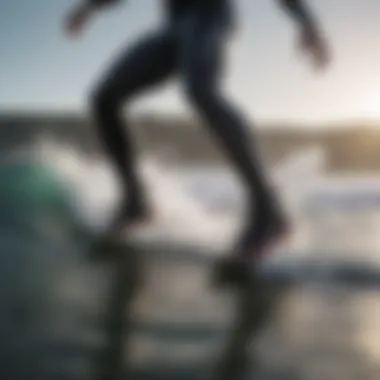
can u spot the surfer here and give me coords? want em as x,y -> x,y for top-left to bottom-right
64,0 -> 330,281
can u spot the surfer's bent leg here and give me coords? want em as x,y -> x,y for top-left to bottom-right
91,30 -> 176,227
179,12 -> 287,261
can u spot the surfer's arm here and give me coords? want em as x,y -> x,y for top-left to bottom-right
85,0 -> 124,10
278,0 -> 330,70
65,0 -> 125,36
278,0 -> 318,32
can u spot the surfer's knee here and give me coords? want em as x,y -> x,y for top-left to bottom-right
185,77 -> 217,113
90,84 -> 122,118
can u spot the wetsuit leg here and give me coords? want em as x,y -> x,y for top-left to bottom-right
178,10 -> 285,257
91,29 -> 177,222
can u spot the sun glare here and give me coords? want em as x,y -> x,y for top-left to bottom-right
358,95 -> 380,120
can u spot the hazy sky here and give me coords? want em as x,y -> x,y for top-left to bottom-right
1,0 -> 380,122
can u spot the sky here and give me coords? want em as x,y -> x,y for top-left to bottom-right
1,0 -> 380,123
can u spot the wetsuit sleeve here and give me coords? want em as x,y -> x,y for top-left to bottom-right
86,0 -> 123,9
278,0 -> 316,27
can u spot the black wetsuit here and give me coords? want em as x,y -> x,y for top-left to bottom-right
89,0 -> 285,254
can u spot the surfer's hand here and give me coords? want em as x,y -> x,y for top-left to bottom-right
65,3 -> 94,38
298,26 -> 331,71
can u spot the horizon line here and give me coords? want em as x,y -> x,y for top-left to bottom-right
0,107 -> 379,129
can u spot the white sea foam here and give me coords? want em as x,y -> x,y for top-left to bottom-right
33,139 -> 380,262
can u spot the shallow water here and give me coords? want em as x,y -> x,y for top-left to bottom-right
2,142 -> 380,379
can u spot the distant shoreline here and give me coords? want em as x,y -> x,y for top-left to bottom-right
0,111 -> 379,173
1,109 -> 379,131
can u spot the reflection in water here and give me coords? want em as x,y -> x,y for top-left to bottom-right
1,146 -> 380,379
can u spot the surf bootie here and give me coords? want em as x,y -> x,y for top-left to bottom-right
91,195 -> 153,258
213,206 -> 289,288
